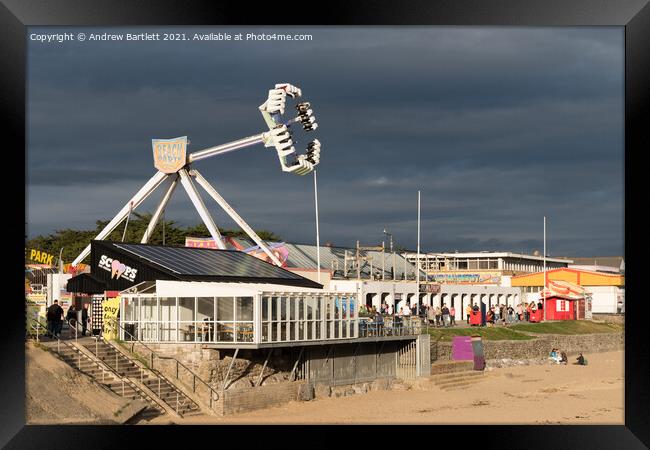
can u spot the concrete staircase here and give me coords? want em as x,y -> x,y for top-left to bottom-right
83,340 -> 202,417
430,360 -> 487,391
55,341 -> 164,419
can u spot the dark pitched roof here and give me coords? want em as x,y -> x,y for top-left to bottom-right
93,241 -> 322,289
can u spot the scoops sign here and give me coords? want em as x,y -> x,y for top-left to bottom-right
98,255 -> 138,282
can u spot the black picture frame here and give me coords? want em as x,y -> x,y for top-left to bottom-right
3,0 -> 647,448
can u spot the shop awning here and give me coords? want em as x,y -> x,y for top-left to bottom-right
541,280 -> 585,300
66,273 -> 107,295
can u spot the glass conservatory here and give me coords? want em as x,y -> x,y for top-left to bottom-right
119,282 -> 359,346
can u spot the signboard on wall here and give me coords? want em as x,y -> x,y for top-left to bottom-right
102,297 -> 120,340
421,283 -> 441,294
427,272 -> 501,284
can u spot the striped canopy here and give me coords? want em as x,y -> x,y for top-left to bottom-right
541,279 -> 585,300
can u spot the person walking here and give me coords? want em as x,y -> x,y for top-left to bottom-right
449,306 -> 456,326
47,300 -> 64,338
81,303 -> 90,336
441,304 -> 450,328
46,301 -> 55,337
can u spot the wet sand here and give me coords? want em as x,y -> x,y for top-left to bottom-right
153,350 -> 624,425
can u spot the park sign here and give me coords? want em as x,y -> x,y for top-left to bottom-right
152,136 -> 187,173
25,248 -> 55,265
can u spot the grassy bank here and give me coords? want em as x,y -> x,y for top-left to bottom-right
427,320 -> 622,341
509,320 -> 623,335
427,327 -> 535,342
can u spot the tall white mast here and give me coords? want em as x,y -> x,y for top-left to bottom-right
314,170 -> 321,283
416,190 -> 421,315
543,216 -> 547,321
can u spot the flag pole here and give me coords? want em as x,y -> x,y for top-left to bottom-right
416,190 -> 421,316
314,170 -> 321,283
543,216 -> 547,321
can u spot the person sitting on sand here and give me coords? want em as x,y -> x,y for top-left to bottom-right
560,351 -> 568,365
549,348 -> 561,364
576,353 -> 588,365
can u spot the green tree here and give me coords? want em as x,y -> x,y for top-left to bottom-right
26,213 -> 282,266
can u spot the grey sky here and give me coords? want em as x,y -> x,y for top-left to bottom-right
27,27 -> 624,257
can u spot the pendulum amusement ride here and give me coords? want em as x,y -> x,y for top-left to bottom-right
71,83 -> 321,268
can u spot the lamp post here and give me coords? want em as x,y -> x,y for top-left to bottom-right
543,216 -> 547,322
383,227 -> 394,280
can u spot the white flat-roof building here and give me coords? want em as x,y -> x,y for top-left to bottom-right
405,251 -> 572,286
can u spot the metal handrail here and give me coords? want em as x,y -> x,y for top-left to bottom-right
63,317 -> 78,340
28,317 -> 113,385
27,317 -> 166,414
107,317 -> 219,409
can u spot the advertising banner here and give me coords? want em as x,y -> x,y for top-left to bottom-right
185,237 -> 219,249
102,297 -> 120,340
63,263 -> 89,275
242,242 -> 289,267
224,236 -> 290,267
427,272 -> 501,284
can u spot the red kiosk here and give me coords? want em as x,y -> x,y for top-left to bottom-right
540,280 -> 586,321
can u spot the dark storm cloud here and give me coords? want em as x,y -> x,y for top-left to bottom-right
27,27 -> 624,256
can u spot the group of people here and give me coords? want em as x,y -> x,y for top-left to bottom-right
463,300 -> 546,326
360,303 -> 426,318
425,304 -> 455,327
548,348 -> 568,364
45,300 -> 90,338
549,348 -> 588,366
359,299 -> 547,329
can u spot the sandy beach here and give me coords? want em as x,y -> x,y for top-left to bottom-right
153,350 -> 624,425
